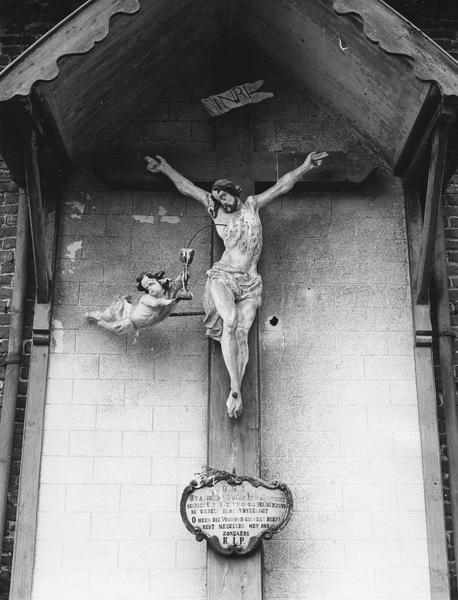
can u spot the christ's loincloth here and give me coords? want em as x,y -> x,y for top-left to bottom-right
203,264 -> 262,340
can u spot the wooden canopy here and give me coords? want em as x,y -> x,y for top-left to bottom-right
0,0 -> 458,180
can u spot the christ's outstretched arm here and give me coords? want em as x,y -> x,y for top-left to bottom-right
253,151 -> 328,209
145,155 -> 210,206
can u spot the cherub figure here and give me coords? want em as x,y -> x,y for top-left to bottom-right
85,270 -> 193,335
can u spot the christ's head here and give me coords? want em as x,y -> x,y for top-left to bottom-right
211,179 -> 242,215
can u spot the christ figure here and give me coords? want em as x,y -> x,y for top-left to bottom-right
145,151 -> 327,418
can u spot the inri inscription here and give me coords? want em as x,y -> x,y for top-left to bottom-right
180,470 -> 293,556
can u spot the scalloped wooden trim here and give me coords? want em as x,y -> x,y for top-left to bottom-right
0,0 -> 141,101
333,0 -> 458,98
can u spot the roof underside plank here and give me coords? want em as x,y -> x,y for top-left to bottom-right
0,0 -> 141,101
38,0 -> 223,160
334,0 -> 458,97
240,0 -> 432,167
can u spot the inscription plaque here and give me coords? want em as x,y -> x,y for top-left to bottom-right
180,469 -> 293,555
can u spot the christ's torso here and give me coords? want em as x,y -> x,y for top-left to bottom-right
212,196 -> 262,274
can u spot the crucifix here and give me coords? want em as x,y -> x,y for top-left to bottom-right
95,46 -> 375,600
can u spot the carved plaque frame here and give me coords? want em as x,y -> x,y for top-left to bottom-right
180,469 -> 293,556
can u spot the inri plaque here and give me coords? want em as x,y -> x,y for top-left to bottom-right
180,469 -> 293,556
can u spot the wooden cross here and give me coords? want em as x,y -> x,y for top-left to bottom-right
94,49 -> 375,600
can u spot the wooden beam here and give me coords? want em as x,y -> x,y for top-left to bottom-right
23,129 -> 50,303
9,303 -> 51,600
404,184 -> 450,600
416,111 -> 454,304
207,42 -> 262,600
94,147 -> 376,190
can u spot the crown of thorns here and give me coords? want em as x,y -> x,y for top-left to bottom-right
211,179 -> 242,197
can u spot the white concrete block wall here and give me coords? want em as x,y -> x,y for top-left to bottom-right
260,183 -> 431,599
32,181 -> 209,600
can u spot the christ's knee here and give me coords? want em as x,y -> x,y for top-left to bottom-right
223,311 -> 238,336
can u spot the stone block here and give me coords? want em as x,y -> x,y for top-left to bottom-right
50,328 -> 76,354
373,511 -> 427,539
335,332 -> 388,356
176,540 -> 206,569
372,456 -> 423,484
365,355 -> 415,380
123,431 -> 179,457
345,540 -> 401,568
40,457 -> 93,484
289,484 -> 343,512
375,567 -> 430,597
44,405 -> 96,430
57,236 -> 83,260
124,380 -> 179,406
53,282 -> 80,305
60,214 -> 106,237
36,512 -> 91,541
33,541 -> 63,569
340,432 -> 394,457
47,353 -> 99,380
94,457 -> 151,484
394,431 -> 422,456
264,432 -> 339,459
99,354 -> 154,380
169,102 -> 208,121
390,380 -> 418,405
37,484 -> 66,512
320,512 -> 373,540
81,236 -> 131,262
55,259 -> 104,283
143,121 -> 192,141
263,568 -> 322,598
88,568 -> 149,597
96,405 -> 153,431
263,457 -> 370,485
41,430 -> 69,456
66,484 -> 120,512
322,568 -> 376,597
147,569 -> 206,598
132,190 -> 186,217
396,484 -> 426,511
263,405 -> 368,433
368,406 -> 419,432
73,379 -> 125,405
154,406 -> 206,432
91,513 -> 150,541
105,214 -> 132,237
120,484 -> 177,512
62,541 -> 118,568
119,541 -> 175,568
178,432 -> 206,457
399,540 -> 429,567
31,568 -> 88,598
342,484 -> 397,512
151,458 -> 204,485
69,431 -> 122,457
77,283 -> 129,307
83,190 -> 133,215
